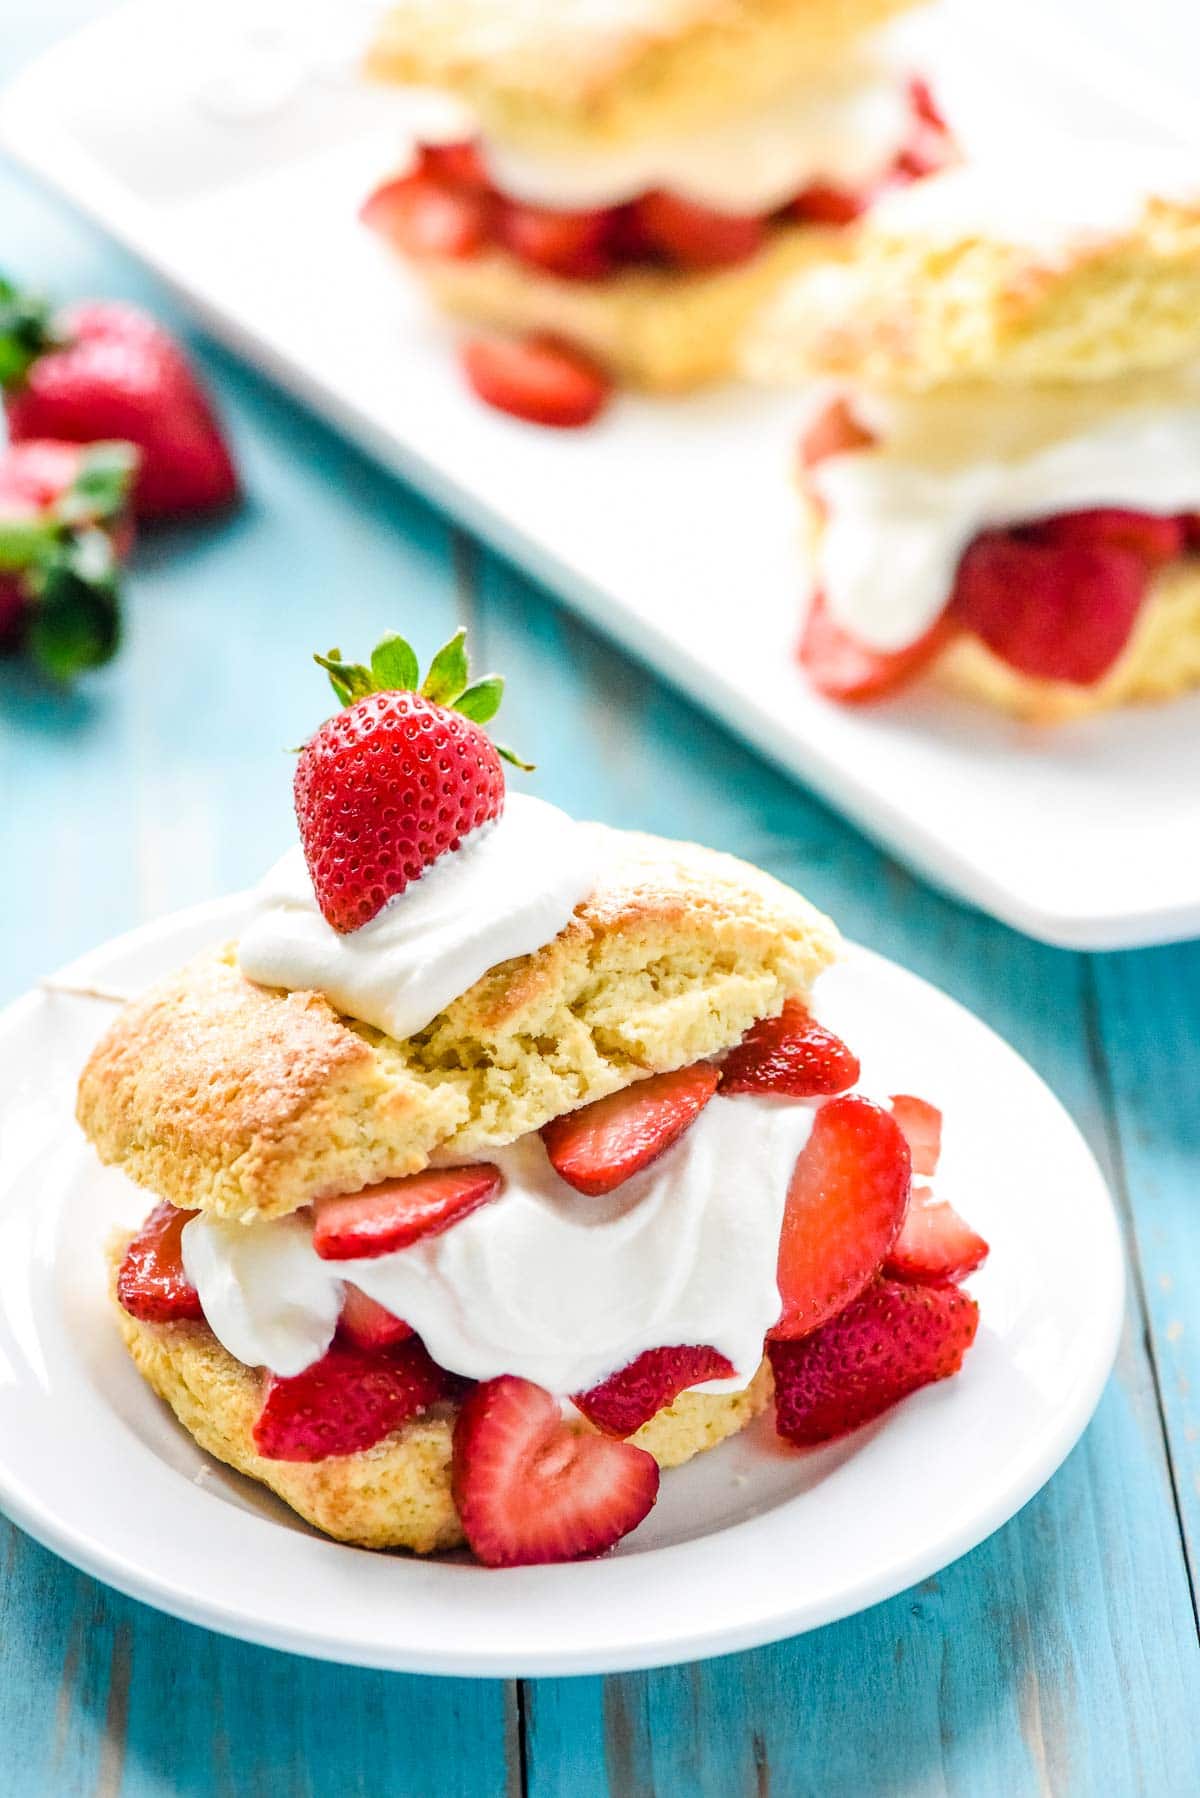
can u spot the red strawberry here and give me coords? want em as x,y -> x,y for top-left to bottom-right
949,530 -> 1148,685
889,1094 -> 942,1177
719,997 -> 860,1098
631,190 -> 767,269
573,1344 -> 735,1437
360,171 -> 491,259
294,627 -> 527,933
418,139 -> 491,191
792,183 -> 864,226
884,1186 -> 989,1287
452,1374 -> 659,1565
798,397 -> 877,472
770,1276 -> 979,1446
1030,507 -> 1185,565
498,201 -> 615,279
253,1334 -> 451,1462
337,1284 -> 414,1350
460,334 -> 610,428
2,292 -> 238,519
770,1095 -> 911,1340
542,1063 -> 721,1196
314,1164 -> 503,1260
117,1202 -> 204,1324
798,590 -> 953,702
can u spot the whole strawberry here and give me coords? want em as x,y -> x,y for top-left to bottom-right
295,628 -> 531,933
0,276 -> 238,520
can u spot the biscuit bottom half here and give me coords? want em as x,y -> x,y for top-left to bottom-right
109,1240 -> 773,1554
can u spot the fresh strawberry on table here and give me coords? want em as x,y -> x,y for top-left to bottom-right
0,436 -> 136,678
314,1165 -> 504,1259
719,998 -> 860,1098
253,1334 -> 452,1462
117,1202 -> 204,1324
0,276 -> 239,519
770,1276 -> 979,1446
452,1373 -> 660,1565
294,626 -> 530,933
541,1063 -> 721,1195
574,1344 -> 735,1437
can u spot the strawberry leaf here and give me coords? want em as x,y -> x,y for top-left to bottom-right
314,650 -> 374,707
420,628 -> 469,706
0,275 -> 57,392
24,529 -> 120,680
370,631 -> 419,692
455,674 -> 504,724
495,742 -> 536,772
0,517 -> 55,572
58,441 -> 138,528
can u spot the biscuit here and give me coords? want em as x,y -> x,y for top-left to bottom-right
111,1239 -> 774,1552
78,830 -> 837,1223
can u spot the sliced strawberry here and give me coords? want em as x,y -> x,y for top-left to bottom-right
1029,507 -> 1185,566
632,190 -> 767,270
117,1202 -> 204,1324
798,590 -> 953,702
337,1283 -> 415,1350
949,530 -> 1148,685
452,1374 -> 659,1565
360,171 -> 490,258
460,334 -> 610,428
889,1094 -> 942,1177
498,201 -> 614,278
313,1164 -> 503,1261
884,1186 -> 989,1287
770,1095 -> 911,1340
792,182 -> 864,226
798,397 -> 877,472
542,1063 -> 721,1196
419,139 -> 491,191
770,1276 -> 979,1446
573,1344 -> 735,1437
253,1335 -> 451,1462
720,997 -> 860,1098
909,76 -> 948,133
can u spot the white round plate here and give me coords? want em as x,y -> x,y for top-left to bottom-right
0,898 -> 1123,1676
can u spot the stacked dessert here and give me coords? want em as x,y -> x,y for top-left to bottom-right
747,149 -> 1200,718
79,629 -> 986,1565
359,0 -> 956,420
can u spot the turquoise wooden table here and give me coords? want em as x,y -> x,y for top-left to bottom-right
3,8 -> 1200,1794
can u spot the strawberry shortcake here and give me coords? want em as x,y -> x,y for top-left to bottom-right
79,629 -> 985,1565
358,0 -> 955,421
746,151 -> 1200,717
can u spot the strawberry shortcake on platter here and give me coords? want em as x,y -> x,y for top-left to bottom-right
358,0 -> 956,422
746,150 -> 1200,718
78,629 -> 985,1566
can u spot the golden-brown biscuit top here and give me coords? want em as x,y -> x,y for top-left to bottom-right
78,830 -> 837,1224
366,0 -> 919,150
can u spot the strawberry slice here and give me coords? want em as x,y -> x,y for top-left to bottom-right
889,1094 -> 942,1177
338,1283 -> 414,1350
884,1186 -> 989,1287
460,334 -> 611,428
360,172 -> 490,258
498,201 -> 614,279
719,997 -> 860,1098
792,183 -> 864,226
419,139 -> 491,191
949,530 -> 1148,685
313,1165 -> 503,1260
632,190 -> 766,269
253,1334 -> 451,1462
573,1344 -> 735,1437
798,591 -> 953,702
542,1063 -> 721,1195
770,1095 -> 911,1340
770,1276 -> 979,1446
798,398 -> 877,472
117,1203 -> 204,1324
1030,507 -> 1185,565
452,1374 -> 659,1565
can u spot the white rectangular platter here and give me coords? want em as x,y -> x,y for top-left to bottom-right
4,0 -> 1199,949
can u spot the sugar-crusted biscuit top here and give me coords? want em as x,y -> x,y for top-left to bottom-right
366,0 -> 917,150
746,161 -> 1200,391
78,830 -> 837,1224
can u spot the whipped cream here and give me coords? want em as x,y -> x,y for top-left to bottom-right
399,52 -> 914,214
237,794 -> 603,1040
813,394 -> 1200,652
182,1092 -> 815,1393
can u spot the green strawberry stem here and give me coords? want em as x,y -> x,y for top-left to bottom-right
314,628 -> 534,769
0,274 -> 60,392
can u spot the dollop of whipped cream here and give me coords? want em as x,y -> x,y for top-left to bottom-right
181,1092 -> 814,1392
401,50 -> 914,214
236,793 -> 603,1040
813,395 -> 1200,652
